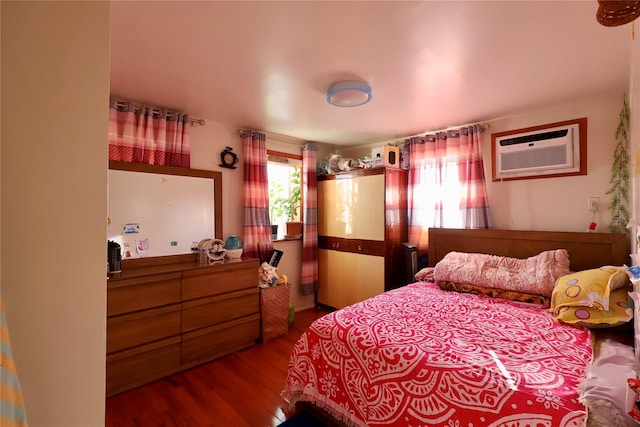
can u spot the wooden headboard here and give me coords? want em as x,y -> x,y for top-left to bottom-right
427,228 -> 629,271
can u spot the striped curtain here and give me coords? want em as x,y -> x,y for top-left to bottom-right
1,297 -> 28,427
300,144 -> 318,295
108,98 -> 190,168
241,131 -> 274,263
408,124 -> 492,252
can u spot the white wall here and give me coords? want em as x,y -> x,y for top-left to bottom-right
190,121 -> 244,239
1,2 -> 109,426
485,90 -> 623,232
340,90 -> 625,234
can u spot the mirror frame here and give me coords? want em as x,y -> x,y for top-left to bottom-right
108,160 -> 223,248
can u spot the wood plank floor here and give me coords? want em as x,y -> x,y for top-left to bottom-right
105,307 -> 330,427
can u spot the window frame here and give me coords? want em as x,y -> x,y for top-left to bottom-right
267,150 -> 304,238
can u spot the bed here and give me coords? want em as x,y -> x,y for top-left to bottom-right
282,228 -> 635,427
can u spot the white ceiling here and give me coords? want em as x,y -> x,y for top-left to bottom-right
109,1 -> 633,146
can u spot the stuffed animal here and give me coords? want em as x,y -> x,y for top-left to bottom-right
258,262 -> 278,287
258,262 -> 290,287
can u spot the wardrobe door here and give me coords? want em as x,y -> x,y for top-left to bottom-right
318,174 -> 384,240
317,249 -> 384,309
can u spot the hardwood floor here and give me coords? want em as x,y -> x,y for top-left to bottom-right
105,307 -> 330,427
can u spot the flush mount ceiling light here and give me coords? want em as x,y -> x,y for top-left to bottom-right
326,80 -> 372,107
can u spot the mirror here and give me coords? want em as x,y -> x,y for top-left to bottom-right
107,160 -> 222,258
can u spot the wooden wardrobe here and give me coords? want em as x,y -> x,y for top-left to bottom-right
317,167 -> 408,309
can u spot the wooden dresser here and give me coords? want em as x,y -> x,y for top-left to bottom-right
106,256 -> 260,397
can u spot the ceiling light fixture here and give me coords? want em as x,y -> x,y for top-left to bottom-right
326,80 -> 372,107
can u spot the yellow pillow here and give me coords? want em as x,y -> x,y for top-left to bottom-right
552,287 -> 633,328
551,266 -> 629,312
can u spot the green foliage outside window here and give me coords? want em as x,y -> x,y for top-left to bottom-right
269,167 -> 301,223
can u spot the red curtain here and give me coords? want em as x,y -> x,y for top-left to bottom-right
0,296 -> 27,426
408,124 -> 492,252
300,144 -> 318,295
241,131 -> 274,263
108,98 -> 190,168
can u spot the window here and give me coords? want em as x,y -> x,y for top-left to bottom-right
413,159 -> 464,228
268,150 -> 302,239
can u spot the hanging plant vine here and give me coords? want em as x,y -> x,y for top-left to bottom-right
606,94 -> 630,233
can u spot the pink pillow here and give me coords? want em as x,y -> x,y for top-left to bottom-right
433,249 -> 570,297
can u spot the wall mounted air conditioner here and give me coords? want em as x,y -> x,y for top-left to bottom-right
493,119 -> 586,181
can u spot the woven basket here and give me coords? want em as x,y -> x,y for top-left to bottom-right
597,0 -> 640,27
260,283 -> 291,342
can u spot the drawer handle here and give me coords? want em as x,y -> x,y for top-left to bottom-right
357,245 -> 362,251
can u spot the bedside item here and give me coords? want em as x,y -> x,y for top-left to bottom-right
224,235 -> 243,259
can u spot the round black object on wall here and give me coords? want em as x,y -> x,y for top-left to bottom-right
220,146 -> 239,169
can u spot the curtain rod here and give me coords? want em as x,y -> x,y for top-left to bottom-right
403,123 -> 490,141
238,123 -> 490,147
426,123 -> 490,134
114,101 -> 205,126
238,129 -> 307,144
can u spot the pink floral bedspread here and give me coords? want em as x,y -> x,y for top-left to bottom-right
282,283 -> 592,427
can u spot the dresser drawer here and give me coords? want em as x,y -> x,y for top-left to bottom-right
181,314 -> 260,365
181,288 -> 258,332
107,304 -> 181,353
182,260 -> 259,300
108,272 -> 181,316
106,336 -> 181,397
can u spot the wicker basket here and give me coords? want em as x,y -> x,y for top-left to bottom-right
260,283 -> 291,342
597,0 -> 640,27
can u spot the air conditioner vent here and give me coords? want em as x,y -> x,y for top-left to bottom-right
500,145 -> 569,172
494,122 -> 582,180
499,129 -> 569,147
